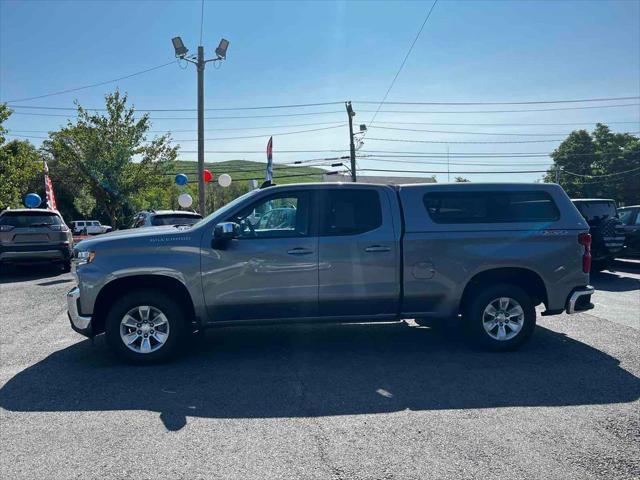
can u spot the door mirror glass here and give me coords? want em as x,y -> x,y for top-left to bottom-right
214,222 -> 239,240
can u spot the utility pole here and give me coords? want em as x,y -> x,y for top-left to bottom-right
345,101 -> 357,182
197,46 -> 205,215
555,165 -> 561,183
171,36 -> 229,215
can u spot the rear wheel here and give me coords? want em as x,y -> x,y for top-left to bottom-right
61,260 -> 71,273
105,290 -> 187,363
464,284 -> 536,351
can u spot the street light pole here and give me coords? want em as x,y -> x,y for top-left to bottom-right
197,46 -> 205,215
172,36 -> 229,215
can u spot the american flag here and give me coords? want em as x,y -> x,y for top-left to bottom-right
265,136 -> 273,183
43,161 -> 58,211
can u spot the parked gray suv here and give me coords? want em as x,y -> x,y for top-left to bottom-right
68,183 -> 594,363
0,208 -> 73,272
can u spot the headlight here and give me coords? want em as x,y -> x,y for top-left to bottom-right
76,250 -> 96,265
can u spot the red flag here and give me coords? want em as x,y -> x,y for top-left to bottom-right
44,161 -> 58,211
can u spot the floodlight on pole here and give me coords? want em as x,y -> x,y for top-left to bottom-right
215,38 -> 230,59
171,34 -> 230,216
171,37 -> 189,58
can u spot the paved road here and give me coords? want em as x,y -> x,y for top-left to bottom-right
0,263 -> 638,480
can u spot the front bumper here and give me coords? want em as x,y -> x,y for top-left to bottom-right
566,285 -> 595,314
67,287 -> 93,337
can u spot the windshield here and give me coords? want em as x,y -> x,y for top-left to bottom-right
151,214 -> 202,226
573,201 -> 617,222
0,212 -> 62,227
191,189 -> 260,229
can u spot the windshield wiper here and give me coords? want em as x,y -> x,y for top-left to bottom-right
28,223 -> 53,227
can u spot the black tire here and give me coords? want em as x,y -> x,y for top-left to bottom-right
105,289 -> 188,363
61,260 -> 72,273
464,283 -> 536,351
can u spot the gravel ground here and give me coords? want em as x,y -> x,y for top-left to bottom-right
0,261 -> 638,480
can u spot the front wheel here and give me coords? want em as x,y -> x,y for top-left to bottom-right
464,284 -> 536,351
105,290 -> 187,363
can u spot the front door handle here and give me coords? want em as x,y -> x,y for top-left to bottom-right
365,245 -> 391,253
287,248 -> 314,255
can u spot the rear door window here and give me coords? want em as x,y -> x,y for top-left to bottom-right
423,191 -> 560,224
319,189 -> 382,235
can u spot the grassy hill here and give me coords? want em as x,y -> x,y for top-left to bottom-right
173,160 -> 327,185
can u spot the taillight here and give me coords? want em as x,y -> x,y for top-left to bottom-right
0,225 -> 14,232
48,224 -> 69,232
578,232 -> 592,273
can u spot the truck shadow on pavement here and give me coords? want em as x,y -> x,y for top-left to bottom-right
0,264 -> 67,284
591,271 -> 640,292
1,322 -> 639,431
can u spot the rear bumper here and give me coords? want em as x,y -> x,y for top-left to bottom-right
0,244 -> 71,262
566,285 -> 595,314
67,287 -> 93,337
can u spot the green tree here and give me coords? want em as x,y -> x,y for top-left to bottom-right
544,124 -> 639,206
454,176 -> 470,182
42,91 -> 178,227
0,104 -> 43,209
73,188 -> 96,219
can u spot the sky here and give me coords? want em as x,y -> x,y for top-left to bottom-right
1,0 -> 639,183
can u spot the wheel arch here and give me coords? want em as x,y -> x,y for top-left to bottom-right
91,274 -> 196,335
459,267 -> 548,313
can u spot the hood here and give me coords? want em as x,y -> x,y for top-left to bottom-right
74,225 -> 196,250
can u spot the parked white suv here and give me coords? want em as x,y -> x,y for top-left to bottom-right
71,220 -> 112,235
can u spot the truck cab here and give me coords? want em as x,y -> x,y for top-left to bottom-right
68,182 -> 593,363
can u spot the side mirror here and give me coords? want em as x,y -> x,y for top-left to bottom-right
214,222 -> 239,241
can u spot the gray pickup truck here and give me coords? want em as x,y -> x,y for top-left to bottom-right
68,182 -> 594,363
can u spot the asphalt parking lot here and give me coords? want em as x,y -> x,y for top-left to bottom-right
1,262 -> 639,480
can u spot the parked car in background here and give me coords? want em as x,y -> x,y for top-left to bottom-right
571,199 -> 625,271
130,210 -> 202,228
617,205 -> 640,258
71,220 -> 112,235
69,183 -> 593,363
0,208 -> 73,272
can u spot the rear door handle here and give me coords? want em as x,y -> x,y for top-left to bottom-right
287,248 -> 314,255
365,245 -> 391,253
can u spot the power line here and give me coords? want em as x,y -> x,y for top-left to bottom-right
7,124 -> 345,143
562,166 -> 640,178
199,0 -> 205,45
1,61 -> 176,103
6,96 -> 638,112
9,110 -> 345,120
6,101 -> 346,112
371,126 -> 640,137
358,168 -> 548,174
357,156 -> 552,166
355,96 -> 640,106
359,103 -> 640,115
168,124 -> 345,142
7,121 -> 345,134
373,120 -> 639,127
366,0 -> 439,130
367,137 -> 565,144
11,104 -> 637,119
